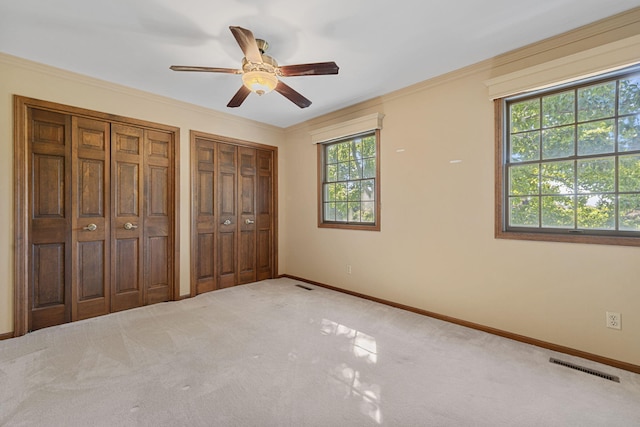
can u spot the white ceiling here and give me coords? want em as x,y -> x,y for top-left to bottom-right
1,0 -> 639,128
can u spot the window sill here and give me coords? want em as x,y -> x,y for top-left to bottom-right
495,228 -> 640,247
318,222 -> 381,231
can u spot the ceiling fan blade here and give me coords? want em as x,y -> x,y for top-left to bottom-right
274,81 -> 312,108
279,62 -> 339,77
227,85 -> 252,108
170,65 -> 242,74
229,26 -> 263,63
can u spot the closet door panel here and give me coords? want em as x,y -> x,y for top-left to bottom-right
72,117 -> 110,320
197,234 -> 214,283
238,147 -> 257,284
77,242 -> 104,299
28,109 -> 71,330
256,149 -> 274,280
145,130 -> 173,304
115,239 -> 139,292
146,235 -> 169,304
217,144 -> 237,288
219,233 -> 235,280
193,139 -> 216,294
30,243 -> 67,330
111,124 -> 144,312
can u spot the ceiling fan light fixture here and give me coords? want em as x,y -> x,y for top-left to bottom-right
171,26 -> 336,108
242,70 -> 278,96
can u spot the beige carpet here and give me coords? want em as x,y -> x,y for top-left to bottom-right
1,277 -> 639,426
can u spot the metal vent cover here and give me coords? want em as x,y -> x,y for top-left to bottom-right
549,358 -> 620,382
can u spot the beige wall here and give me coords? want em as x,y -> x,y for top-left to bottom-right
282,11 -> 640,366
0,54 -> 285,334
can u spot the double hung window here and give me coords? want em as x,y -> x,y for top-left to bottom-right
499,65 -> 640,245
318,130 -> 380,230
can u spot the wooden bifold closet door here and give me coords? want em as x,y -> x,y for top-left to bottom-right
72,116 -> 111,321
191,131 -> 277,296
16,97 -> 178,334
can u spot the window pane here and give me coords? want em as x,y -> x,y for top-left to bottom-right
363,158 -> 376,178
347,181 -> 361,201
619,154 -> 640,192
577,119 -> 614,155
324,202 -> 336,221
326,144 -> 338,163
362,137 -> 376,157
542,90 -> 575,127
348,202 -> 361,222
335,183 -> 347,201
541,161 -> 574,195
337,143 -> 350,161
361,179 -> 375,201
337,162 -> 349,181
577,157 -> 615,194
335,202 -> 348,221
618,114 -> 640,152
619,194 -> 640,231
361,202 -> 375,223
577,194 -> 615,230
542,125 -> 574,159
619,74 -> 640,115
509,196 -> 539,227
510,99 -> 540,133
541,195 -> 575,228
352,139 -> 362,159
349,160 -> 362,179
509,164 -> 539,195
324,183 -> 336,201
326,164 -> 337,182
578,81 -> 616,122
510,131 -> 540,162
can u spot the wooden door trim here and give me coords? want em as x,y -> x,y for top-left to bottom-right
13,95 -> 180,336
189,130 -> 278,297
13,97 -> 29,336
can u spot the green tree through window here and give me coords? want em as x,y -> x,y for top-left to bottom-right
504,66 -> 640,239
319,131 -> 380,230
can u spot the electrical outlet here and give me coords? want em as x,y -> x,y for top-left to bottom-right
346,264 -> 352,274
606,312 -> 621,330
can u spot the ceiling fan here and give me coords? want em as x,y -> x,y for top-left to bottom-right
170,26 -> 339,109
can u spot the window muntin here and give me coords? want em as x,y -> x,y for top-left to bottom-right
504,67 -> 640,238
319,131 -> 379,230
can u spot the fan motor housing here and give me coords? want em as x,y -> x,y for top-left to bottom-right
242,54 -> 278,74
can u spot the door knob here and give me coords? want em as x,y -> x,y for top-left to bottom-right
83,223 -> 97,231
124,222 -> 138,230
223,219 -> 232,226
245,219 -> 255,224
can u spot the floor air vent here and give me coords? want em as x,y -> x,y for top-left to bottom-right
295,284 -> 313,291
549,358 -> 620,382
